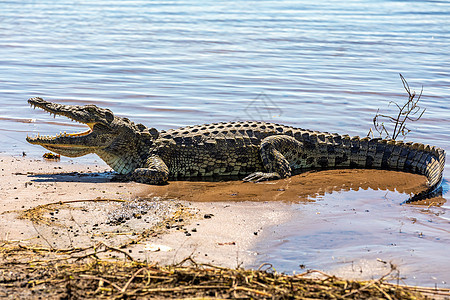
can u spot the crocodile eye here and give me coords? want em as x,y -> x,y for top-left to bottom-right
105,111 -> 114,122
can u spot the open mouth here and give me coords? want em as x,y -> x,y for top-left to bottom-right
26,98 -> 94,144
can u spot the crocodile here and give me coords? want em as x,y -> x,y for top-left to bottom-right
26,97 -> 445,202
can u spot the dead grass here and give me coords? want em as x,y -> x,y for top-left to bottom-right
2,238 -> 448,299
0,242 -> 438,300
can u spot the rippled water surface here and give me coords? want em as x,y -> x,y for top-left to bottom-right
1,0 -> 449,287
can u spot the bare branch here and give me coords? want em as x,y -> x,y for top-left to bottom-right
370,74 -> 426,140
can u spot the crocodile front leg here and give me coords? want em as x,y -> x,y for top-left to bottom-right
129,155 -> 169,184
243,135 -> 304,182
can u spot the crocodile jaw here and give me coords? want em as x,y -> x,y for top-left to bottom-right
26,97 -> 103,157
26,134 -> 95,157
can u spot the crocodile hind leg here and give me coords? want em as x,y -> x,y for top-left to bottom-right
243,135 -> 304,182
129,155 -> 169,184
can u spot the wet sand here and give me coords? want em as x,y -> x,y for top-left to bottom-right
0,154 -> 429,268
136,168 -> 428,203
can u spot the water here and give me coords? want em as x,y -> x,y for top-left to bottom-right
0,0 -> 449,287
253,189 -> 450,287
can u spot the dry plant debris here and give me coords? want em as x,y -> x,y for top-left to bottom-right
16,198 -> 127,226
1,244 -> 445,299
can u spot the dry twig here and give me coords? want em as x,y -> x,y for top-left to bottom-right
370,74 -> 426,140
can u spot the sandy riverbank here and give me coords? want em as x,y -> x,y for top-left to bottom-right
0,154 -> 428,269
0,155 -> 293,268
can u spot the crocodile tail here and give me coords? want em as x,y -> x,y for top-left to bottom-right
342,136 -> 445,202
297,132 -> 445,202
402,142 -> 445,202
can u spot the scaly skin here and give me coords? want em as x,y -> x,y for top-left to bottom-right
26,97 -> 445,202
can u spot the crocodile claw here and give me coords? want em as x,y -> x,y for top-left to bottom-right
242,172 -> 281,183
